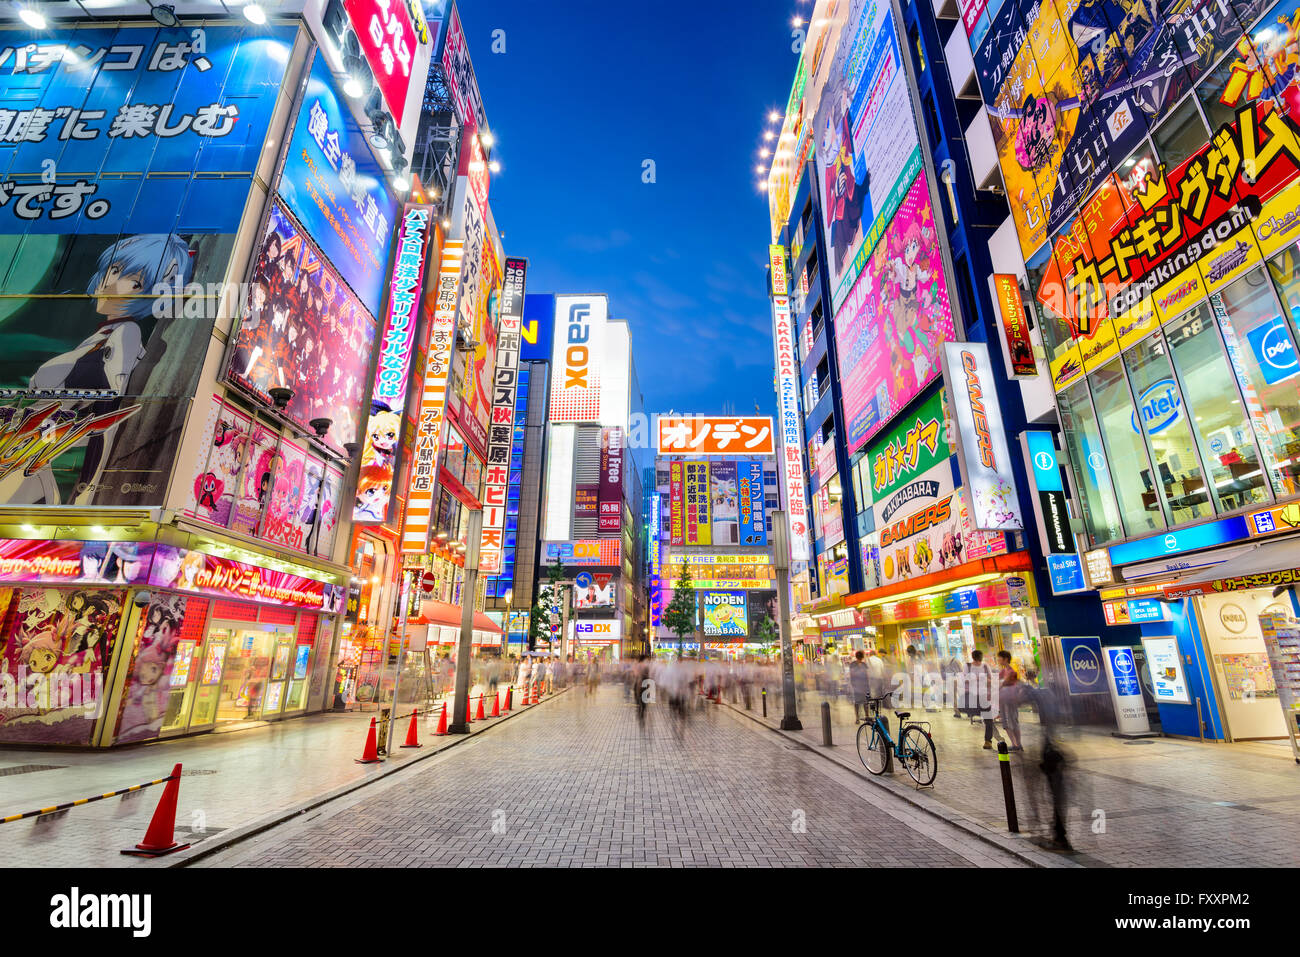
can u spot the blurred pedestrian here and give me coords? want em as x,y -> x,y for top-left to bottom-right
848,650 -> 871,723
966,649 -> 1004,750
1022,668 -> 1074,853
866,648 -> 886,702
997,650 -> 1023,751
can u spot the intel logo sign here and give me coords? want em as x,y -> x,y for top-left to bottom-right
1069,645 -> 1101,687
1131,379 -> 1182,435
1246,317 -> 1299,385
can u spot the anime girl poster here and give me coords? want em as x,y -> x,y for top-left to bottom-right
229,423 -> 282,536
113,592 -> 188,744
262,437 -> 308,551
0,586 -> 124,745
183,395 -> 253,527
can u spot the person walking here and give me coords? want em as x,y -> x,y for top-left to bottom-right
516,654 -> 532,701
866,648 -> 887,703
1022,668 -> 1074,852
848,650 -> 871,723
996,650 -> 1023,751
967,649 -> 1004,750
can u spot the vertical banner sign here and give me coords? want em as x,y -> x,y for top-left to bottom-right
670,461 -> 685,547
650,491 -> 662,627
356,203 -> 434,524
1022,431 -> 1087,594
770,244 -> 811,562
941,341 -> 1024,532
989,274 -> 1037,379
769,243 -> 789,296
479,257 -> 527,573
598,427 -> 624,533
684,461 -> 712,546
739,461 -> 768,546
402,241 -> 464,552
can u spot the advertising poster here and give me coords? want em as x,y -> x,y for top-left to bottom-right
261,437 -> 310,552
971,0 -> 1274,262
1061,636 -> 1106,695
113,592 -> 189,744
148,545 -> 333,610
479,256 -> 526,574
228,421 -> 280,537
991,274 -> 1037,377
709,461 -> 740,545
277,52 -> 397,319
184,395 -> 255,529
0,586 -> 125,745
738,461 -> 768,546
877,487 -> 1007,587
813,0 -> 924,310
225,201 -> 376,452
575,485 -> 599,516
683,460 -> 712,546
0,539 -> 154,587
598,427 -> 624,533
656,416 -> 775,455
0,25 -> 293,508
867,387 -> 952,507
834,171 -> 955,453
770,244 -> 811,561
670,461 -> 685,547
356,203 -> 435,525
746,589 -> 779,638
700,590 -> 748,638
573,571 -> 615,610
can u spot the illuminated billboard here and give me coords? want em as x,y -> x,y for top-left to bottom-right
549,295 -> 606,422
770,250 -> 812,561
479,257 -> 527,574
834,170 -> 955,453
542,539 -> 622,567
657,416 -> 775,455
812,0 -> 924,312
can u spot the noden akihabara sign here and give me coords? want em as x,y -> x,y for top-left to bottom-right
656,416 -> 775,455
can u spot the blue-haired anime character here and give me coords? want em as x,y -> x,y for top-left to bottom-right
29,232 -> 195,395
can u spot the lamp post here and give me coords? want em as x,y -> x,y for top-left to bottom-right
448,509 -> 483,734
504,588 -> 514,656
773,509 -> 802,730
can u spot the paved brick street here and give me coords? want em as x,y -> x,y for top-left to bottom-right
193,684 -> 1027,868
757,685 -> 1300,868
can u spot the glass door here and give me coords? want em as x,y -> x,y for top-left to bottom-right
216,626 -> 278,723
188,633 -> 229,730
159,638 -> 200,736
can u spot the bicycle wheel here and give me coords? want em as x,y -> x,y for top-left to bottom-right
899,726 -> 938,786
857,721 -> 889,775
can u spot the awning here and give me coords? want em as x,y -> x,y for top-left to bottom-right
841,550 -> 1033,608
410,598 -> 503,634
1162,539 -> 1300,599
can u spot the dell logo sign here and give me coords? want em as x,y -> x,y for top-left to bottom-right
1068,645 -> 1101,687
1131,379 -> 1182,435
1246,316 -> 1299,385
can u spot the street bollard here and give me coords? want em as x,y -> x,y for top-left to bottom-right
761,687 -> 768,717
821,701 -> 832,746
997,742 -> 1019,833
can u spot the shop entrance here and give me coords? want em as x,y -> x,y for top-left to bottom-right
201,621 -> 298,724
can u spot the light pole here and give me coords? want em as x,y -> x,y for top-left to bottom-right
773,509 -> 802,730
504,588 -> 514,656
448,509 -> 483,734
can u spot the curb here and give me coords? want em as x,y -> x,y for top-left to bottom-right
164,688 -> 570,867
720,698 -> 1081,869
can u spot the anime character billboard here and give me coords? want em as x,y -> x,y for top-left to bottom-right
833,171 -> 956,455
226,202 -> 378,455
0,24 -> 292,507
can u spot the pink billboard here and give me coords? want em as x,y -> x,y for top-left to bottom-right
834,171 -> 954,455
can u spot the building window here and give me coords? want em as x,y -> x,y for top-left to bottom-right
1122,333 -> 1214,524
1089,361 -> 1168,535
1165,303 -> 1273,512
1057,381 -> 1132,545
1151,95 -> 1209,170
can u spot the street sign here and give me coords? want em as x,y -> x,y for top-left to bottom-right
421,571 -> 436,594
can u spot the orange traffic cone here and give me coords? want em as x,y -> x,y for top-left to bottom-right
503,686 -> 513,712
490,693 -> 500,718
433,702 -> 449,735
355,717 -> 381,763
474,693 -> 486,721
400,709 -> 422,748
122,764 -> 191,857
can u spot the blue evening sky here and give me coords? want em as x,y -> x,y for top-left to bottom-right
456,0 -> 796,420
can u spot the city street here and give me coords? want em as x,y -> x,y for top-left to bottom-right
191,684 -> 1027,868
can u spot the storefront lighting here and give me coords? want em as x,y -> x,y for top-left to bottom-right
18,6 -> 46,29
21,524 -> 37,534
343,75 -> 364,98
859,572 -> 1004,608
243,2 -> 267,25
763,130 -> 775,141
148,2 -> 180,27
441,218 -> 451,229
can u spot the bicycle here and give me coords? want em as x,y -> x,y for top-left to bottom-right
856,696 -> 938,786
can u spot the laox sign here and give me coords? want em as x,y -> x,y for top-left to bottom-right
550,295 -> 605,422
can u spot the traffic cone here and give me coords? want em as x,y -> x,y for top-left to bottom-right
355,717 -> 381,763
474,693 -> 486,721
122,764 -> 191,857
434,702 -> 449,736
490,692 -> 500,718
400,709 -> 422,748
503,686 -> 513,712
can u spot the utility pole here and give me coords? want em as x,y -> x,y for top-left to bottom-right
773,510 -> 802,730
448,509 -> 483,734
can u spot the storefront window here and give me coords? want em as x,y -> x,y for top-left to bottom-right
1057,382 -> 1129,544
1122,334 -> 1213,523
1089,362 -> 1167,535
1165,305 -> 1272,511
